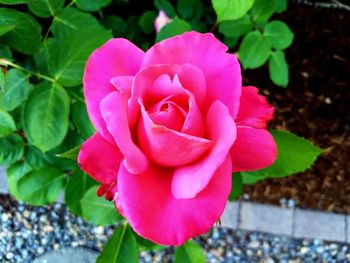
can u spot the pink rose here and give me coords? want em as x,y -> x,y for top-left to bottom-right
78,32 -> 277,245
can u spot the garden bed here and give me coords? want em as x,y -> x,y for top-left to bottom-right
245,3 -> 350,213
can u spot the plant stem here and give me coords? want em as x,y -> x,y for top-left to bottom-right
66,0 -> 76,8
0,59 -> 55,82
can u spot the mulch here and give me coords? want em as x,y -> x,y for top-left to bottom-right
243,3 -> 350,213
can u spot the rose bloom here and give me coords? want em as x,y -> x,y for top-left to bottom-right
78,32 -> 277,246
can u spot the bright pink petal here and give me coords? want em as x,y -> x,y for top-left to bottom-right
100,91 -> 149,174
142,31 -> 241,117
182,91 -> 204,137
235,86 -> 274,128
110,75 -> 133,97
171,100 -> 236,199
129,64 -> 207,126
117,157 -> 232,246
231,127 -> 277,172
138,103 -> 213,167
78,132 -> 122,184
83,39 -> 144,141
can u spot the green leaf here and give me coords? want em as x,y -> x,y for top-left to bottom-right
76,0 -> 110,12
56,145 -> 81,160
17,167 -> 65,205
0,8 -> 41,55
65,170 -> 97,215
48,25 -> 112,87
241,171 -> 263,185
229,172 -> 243,201
0,0 -> 28,4
52,8 -> 100,39
218,14 -> 253,38
72,100 -> 95,139
250,0 -> 276,23
177,0 -> 203,20
135,234 -> 165,251
23,82 -> 70,153
175,240 -> 206,263
27,0 -> 65,18
263,20 -> 294,50
0,70 -> 4,92
96,223 -> 138,263
156,17 -> 191,42
212,0 -> 255,22
96,222 -> 138,263
0,134 -> 24,165
101,15 -> 126,37
275,0 -> 287,13
139,11 -> 157,34
81,186 -> 122,226
0,109 -> 15,137
0,44 -> 12,59
26,145 -> 53,168
238,30 -> 271,69
269,50 -> 289,87
244,130 -> 322,179
0,69 -> 30,111
7,161 -> 32,199
0,24 -> 15,36
154,0 -> 176,18
223,36 -> 238,48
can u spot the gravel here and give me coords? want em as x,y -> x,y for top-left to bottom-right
0,194 -> 349,263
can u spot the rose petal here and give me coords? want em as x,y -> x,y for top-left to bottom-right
231,127 -> 277,172
142,31 -> 241,117
235,86 -> 274,128
110,75 -> 134,98
129,64 -> 207,126
138,102 -> 213,167
117,157 -> 232,245
100,91 -> 149,174
171,100 -> 236,199
78,132 -> 123,184
83,39 -> 144,142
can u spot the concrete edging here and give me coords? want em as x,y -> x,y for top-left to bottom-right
1,168 -> 349,243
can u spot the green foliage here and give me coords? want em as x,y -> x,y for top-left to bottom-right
0,69 -> 30,111
269,50 -> 289,87
97,223 -> 138,263
71,99 -> 95,139
219,15 -> 253,38
0,8 -> 41,54
242,130 -> 322,184
0,134 -> 24,165
156,17 -> 192,42
238,31 -> 271,69
6,161 -> 32,199
17,167 -> 66,205
27,0 -> 65,18
23,82 -> 70,153
174,240 -> 206,263
229,172 -> 243,201
0,109 -> 15,137
139,11 -> 157,34
177,0 -> 203,20
212,0 -> 255,22
154,0 -> 176,18
264,20 -> 294,50
65,170 -> 97,215
56,145 -> 81,160
81,186 -> 122,226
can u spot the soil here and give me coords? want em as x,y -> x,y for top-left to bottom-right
243,3 -> 350,213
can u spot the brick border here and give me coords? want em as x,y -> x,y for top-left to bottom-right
1,169 -> 349,243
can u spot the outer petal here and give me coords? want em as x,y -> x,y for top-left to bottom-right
142,31 -> 241,117
235,86 -> 274,128
78,132 -> 123,184
138,103 -> 213,167
171,100 -> 236,199
231,127 -> 277,172
83,39 -> 144,141
100,91 -> 149,174
117,157 -> 232,246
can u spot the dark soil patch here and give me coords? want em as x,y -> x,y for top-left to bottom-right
243,3 -> 350,213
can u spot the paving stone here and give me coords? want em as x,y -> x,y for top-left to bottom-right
0,166 -> 8,194
220,201 -> 239,229
346,216 -> 350,243
239,202 -> 293,236
33,247 -> 98,263
294,209 -> 346,242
